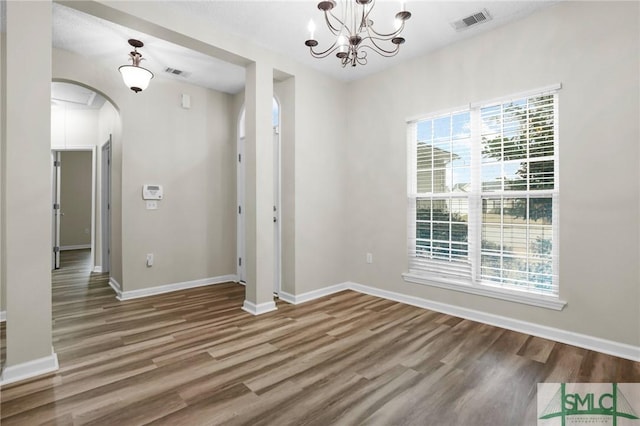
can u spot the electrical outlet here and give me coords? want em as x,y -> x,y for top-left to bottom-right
146,200 -> 158,210
146,253 -> 154,267
366,253 -> 373,264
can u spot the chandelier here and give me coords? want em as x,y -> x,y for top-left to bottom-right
118,39 -> 154,93
304,0 -> 411,67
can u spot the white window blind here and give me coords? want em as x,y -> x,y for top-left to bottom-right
408,88 -> 559,297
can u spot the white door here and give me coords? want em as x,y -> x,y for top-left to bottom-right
273,126 -> 281,295
237,136 -> 246,283
237,102 -> 281,291
101,138 -> 112,273
52,151 -> 62,269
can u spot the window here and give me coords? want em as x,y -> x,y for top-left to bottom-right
406,86 -> 561,308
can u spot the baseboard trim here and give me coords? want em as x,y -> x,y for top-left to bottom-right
116,275 -> 238,301
92,266 -> 103,273
108,277 -> 122,298
0,351 -> 59,386
0,310 -> 5,322
280,281 -> 640,362
60,244 -> 91,251
242,300 -> 277,315
278,283 -> 348,305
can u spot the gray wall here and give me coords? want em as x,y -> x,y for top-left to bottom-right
344,1 -> 639,346
60,151 -> 92,248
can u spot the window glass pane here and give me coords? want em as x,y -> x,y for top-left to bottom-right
452,112 -> 470,139
451,168 -> 470,192
482,164 -> 502,192
416,198 -> 431,221
432,168 -> 448,193
502,225 -> 528,255
417,170 -> 432,193
432,222 -> 450,241
503,161 -> 527,191
416,222 -> 431,240
417,142 -> 433,170
451,138 -> 471,167
503,198 -> 527,224
417,120 -> 432,142
529,160 -> 554,190
433,116 -> 451,140
450,198 -> 468,222
529,198 -> 552,225
481,225 -> 501,253
482,199 -> 501,223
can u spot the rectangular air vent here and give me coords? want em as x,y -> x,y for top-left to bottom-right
164,67 -> 191,78
451,9 -> 492,31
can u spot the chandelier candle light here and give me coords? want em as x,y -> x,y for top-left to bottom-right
305,0 -> 411,67
119,39 -> 154,93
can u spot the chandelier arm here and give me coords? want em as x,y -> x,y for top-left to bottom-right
360,0 -> 375,32
309,42 -> 341,58
366,21 -> 405,39
325,10 -> 346,35
358,41 -> 401,57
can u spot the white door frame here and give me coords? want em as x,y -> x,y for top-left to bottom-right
273,125 -> 282,295
237,98 -> 282,294
51,151 -> 61,269
101,138 -> 112,273
51,146 -> 97,270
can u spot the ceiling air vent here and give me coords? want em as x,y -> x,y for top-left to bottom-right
451,9 -> 492,31
164,67 -> 191,78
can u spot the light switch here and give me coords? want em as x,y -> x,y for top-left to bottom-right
146,200 -> 158,210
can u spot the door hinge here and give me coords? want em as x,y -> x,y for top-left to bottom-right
238,205 -> 242,214
53,160 -> 61,167
239,257 -> 242,267
238,154 -> 242,163
53,203 -> 60,210
53,246 -> 60,253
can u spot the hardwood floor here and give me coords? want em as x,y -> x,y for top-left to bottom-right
1,249 -> 638,425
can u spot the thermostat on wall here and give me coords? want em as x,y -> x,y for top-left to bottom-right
142,184 -> 163,200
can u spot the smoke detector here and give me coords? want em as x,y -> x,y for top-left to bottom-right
451,9 -> 492,31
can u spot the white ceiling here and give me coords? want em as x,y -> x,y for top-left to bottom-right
6,1 -> 560,95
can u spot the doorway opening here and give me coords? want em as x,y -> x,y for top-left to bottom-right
51,81 -> 117,273
237,98 -> 281,295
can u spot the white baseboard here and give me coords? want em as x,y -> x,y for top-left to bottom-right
108,277 -> 122,298
116,274 -> 238,301
242,300 -> 277,315
0,351 -> 59,386
279,281 -> 640,362
93,266 -> 103,273
0,311 -> 5,322
278,283 -> 348,305
60,244 -> 91,251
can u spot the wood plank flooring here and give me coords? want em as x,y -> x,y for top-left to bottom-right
1,249 -> 638,425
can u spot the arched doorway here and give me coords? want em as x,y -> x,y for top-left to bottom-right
50,80 -> 119,274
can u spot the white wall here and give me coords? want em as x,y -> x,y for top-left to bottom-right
120,78 -> 236,290
345,1 -> 640,347
3,0 -> 53,369
51,108 -> 99,149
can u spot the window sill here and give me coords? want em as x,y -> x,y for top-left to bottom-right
402,272 -> 567,311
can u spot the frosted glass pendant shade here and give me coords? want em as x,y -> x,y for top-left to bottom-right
119,65 -> 153,93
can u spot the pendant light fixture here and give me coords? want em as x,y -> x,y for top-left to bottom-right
118,39 -> 154,93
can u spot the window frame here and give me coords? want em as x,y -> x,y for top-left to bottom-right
403,84 -> 566,311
